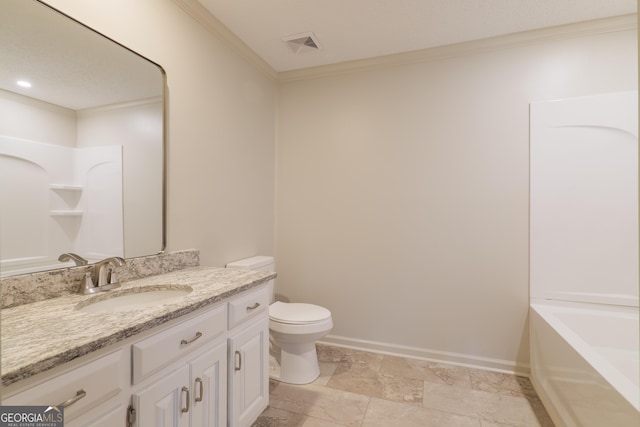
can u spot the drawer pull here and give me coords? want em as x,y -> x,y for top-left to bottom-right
180,331 -> 203,345
58,389 -> 86,408
246,302 -> 261,312
234,350 -> 242,371
181,386 -> 190,413
195,377 -> 204,402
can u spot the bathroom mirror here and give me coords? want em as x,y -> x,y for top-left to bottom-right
0,0 -> 166,277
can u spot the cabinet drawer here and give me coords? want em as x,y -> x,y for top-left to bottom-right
228,286 -> 269,329
2,349 -> 127,422
132,304 -> 226,384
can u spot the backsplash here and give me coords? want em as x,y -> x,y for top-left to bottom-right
0,250 -> 200,309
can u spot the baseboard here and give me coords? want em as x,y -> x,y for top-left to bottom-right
318,334 -> 530,377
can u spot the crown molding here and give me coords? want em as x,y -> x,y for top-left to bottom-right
173,0 -> 277,81
278,14 -> 638,83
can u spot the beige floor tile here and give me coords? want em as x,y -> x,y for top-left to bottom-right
317,344 -> 384,371
335,350 -> 384,376
479,421 -> 520,427
423,382 -> 551,427
381,355 -> 472,388
378,373 -> 424,406
252,406 -> 307,426
468,369 -> 537,398
259,346 -> 554,427
302,416 -> 350,426
316,344 -> 354,363
324,347 -> 385,397
327,358 -> 425,405
326,367 -> 385,398
311,361 -> 338,386
362,397 -> 481,427
269,382 -> 369,426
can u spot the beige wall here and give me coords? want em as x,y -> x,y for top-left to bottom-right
276,24 -> 637,370
45,0 -> 277,267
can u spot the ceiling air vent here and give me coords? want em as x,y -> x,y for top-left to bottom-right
282,32 -> 321,54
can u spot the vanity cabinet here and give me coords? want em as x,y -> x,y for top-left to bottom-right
189,342 -> 227,427
133,365 -> 191,427
226,285 -> 270,427
1,283 -> 269,427
228,317 -> 269,427
132,341 -> 227,427
126,282 -> 270,427
131,305 -> 227,384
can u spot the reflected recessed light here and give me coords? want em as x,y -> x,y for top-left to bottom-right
17,80 -> 32,88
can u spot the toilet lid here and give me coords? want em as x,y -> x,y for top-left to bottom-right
269,301 -> 331,324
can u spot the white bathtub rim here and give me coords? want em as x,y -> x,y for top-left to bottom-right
530,300 -> 639,411
536,291 -> 639,308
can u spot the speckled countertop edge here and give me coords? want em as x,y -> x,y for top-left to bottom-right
1,266 -> 275,386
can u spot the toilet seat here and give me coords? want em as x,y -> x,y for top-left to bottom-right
269,301 -> 331,325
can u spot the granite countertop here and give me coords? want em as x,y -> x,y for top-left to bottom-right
1,266 -> 275,387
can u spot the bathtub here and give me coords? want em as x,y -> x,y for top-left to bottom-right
530,301 -> 639,427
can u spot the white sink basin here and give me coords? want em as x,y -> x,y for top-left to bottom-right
76,285 -> 192,313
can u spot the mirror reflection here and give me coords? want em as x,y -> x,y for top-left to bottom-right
0,0 -> 165,277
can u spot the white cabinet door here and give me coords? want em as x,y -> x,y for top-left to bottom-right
133,365 -> 190,427
190,342 -> 227,427
228,317 -> 269,427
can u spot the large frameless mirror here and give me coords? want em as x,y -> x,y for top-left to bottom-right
0,0 -> 166,277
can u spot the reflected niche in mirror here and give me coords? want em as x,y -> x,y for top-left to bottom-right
0,0 -> 166,277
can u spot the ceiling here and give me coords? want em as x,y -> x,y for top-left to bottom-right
0,0 -> 163,111
197,0 -> 637,72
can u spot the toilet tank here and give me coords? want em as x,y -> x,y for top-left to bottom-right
226,256 -> 276,302
225,256 -> 274,272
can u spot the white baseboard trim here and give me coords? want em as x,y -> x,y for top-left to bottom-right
318,334 -> 530,377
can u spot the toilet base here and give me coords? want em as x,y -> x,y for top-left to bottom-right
272,341 -> 320,385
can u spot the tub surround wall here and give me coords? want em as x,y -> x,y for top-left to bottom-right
0,136 -> 124,276
0,249 -> 200,309
0,91 -> 164,269
529,91 -> 639,426
530,91 -> 639,307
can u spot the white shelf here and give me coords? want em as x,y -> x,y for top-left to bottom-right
50,184 -> 83,191
50,210 -> 84,216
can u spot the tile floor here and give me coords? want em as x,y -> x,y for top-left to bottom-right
253,344 -> 554,427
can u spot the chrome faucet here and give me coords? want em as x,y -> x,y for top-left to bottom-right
93,257 -> 126,286
79,257 -> 126,294
58,253 -> 88,266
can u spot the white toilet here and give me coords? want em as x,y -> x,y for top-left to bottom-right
226,256 -> 332,384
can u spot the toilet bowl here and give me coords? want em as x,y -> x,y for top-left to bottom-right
269,301 -> 333,384
225,256 -> 333,385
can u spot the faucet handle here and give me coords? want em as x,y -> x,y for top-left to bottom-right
79,272 -> 96,294
109,270 -> 119,285
95,257 -> 126,286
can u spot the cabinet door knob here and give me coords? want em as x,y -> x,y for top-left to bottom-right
194,377 -> 204,403
58,389 -> 86,408
234,350 -> 242,371
246,302 -> 260,312
181,386 -> 190,413
180,331 -> 203,345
